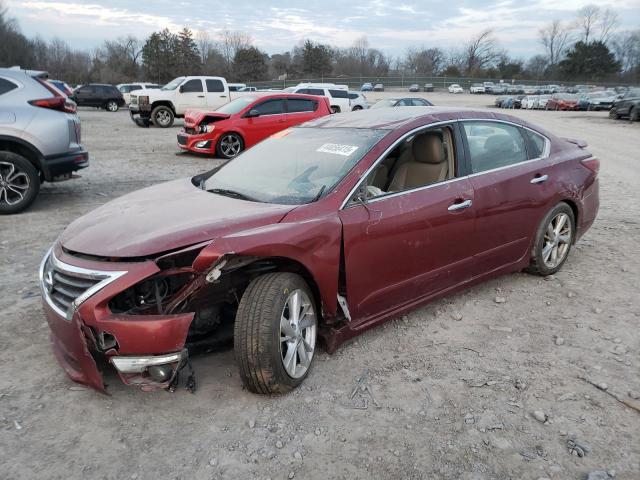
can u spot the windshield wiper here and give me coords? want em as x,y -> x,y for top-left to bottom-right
311,185 -> 326,202
207,188 -> 259,202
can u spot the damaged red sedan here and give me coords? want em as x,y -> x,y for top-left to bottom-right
177,93 -> 331,158
40,107 -> 599,394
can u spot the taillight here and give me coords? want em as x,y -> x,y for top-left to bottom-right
31,77 -> 78,113
581,157 -> 600,174
29,97 -> 77,113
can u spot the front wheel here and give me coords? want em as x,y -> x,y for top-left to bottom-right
151,105 -> 174,128
527,203 -> 575,276
0,152 -> 40,214
106,100 -> 119,112
235,273 -> 318,394
608,108 -> 620,119
216,133 -> 244,159
352,105 -> 363,111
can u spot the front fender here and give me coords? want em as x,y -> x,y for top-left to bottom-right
193,214 -> 343,316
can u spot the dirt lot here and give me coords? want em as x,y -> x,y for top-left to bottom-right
1,92 -> 639,480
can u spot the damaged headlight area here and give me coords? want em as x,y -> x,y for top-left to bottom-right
109,272 -> 194,315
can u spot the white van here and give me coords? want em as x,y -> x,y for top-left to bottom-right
284,83 -> 351,113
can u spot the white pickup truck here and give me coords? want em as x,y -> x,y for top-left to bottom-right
129,76 -> 231,128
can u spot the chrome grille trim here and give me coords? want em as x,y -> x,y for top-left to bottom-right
39,248 -> 127,321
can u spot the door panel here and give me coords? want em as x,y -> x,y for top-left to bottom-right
339,178 -> 475,321
176,79 -> 205,111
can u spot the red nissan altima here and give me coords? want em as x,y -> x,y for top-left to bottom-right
41,107 -> 599,394
177,93 -> 332,158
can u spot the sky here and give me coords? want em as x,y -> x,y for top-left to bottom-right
6,0 -> 640,59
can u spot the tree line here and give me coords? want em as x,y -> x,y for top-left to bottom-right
1,1 -> 638,85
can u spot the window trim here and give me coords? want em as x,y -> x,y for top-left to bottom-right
459,119 -> 550,177
340,120 -> 463,210
339,118 -> 550,210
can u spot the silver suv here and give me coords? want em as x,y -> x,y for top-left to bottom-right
0,68 -> 88,214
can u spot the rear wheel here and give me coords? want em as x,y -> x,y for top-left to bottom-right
608,108 -> 620,119
106,100 -> 119,112
630,107 -> 639,122
527,203 -> 575,276
352,105 -> 363,111
331,106 -> 341,114
234,273 -> 318,394
216,133 -> 244,159
151,105 -> 174,128
0,152 -> 40,214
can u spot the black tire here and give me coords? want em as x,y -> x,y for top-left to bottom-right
630,107 -> 639,122
105,100 -> 119,112
0,151 -> 40,214
215,132 -> 244,159
352,105 -> 363,111
234,272 -> 317,395
527,202 -> 575,276
331,106 -> 341,114
151,105 -> 174,128
609,108 -> 620,119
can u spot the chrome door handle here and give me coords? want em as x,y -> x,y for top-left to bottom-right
220,95 -> 227,98
448,199 -> 472,211
530,174 -> 548,184
197,95 -> 205,98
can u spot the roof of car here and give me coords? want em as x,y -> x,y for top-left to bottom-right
302,106 -> 549,133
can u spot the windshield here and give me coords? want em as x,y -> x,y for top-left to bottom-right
371,99 -> 397,109
162,77 -> 185,91
200,127 -> 387,205
216,96 -> 259,115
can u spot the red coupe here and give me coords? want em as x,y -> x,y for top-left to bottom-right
547,93 -> 580,110
41,108 -> 599,394
177,93 -> 331,158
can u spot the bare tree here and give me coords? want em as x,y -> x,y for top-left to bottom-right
462,29 -> 499,75
539,20 -> 572,66
218,29 -> 252,75
611,30 -> 640,75
195,30 -> 213,64
597,8 -> 619,44
576,4 -> 600,43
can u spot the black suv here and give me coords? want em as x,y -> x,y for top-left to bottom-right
71,84 -> 125,112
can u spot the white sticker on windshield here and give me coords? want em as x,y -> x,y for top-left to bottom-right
316,143 -> 359,156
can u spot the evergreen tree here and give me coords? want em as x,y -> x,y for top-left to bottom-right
559,41 -> 620,81
233,46 -> 268,81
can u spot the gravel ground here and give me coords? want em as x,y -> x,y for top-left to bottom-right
1,92 -> 639,480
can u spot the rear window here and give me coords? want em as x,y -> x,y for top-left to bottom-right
206,79 -> 224,92
522,129 -> 547,159
0,78 -> 18,95
329,89 -> 349,99
303,88 -> 324,96
287,98 -> 317,113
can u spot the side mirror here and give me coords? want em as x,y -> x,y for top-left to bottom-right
246,109 -> 260,118
179,85 -> 184,93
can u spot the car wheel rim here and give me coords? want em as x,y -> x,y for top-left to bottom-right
542,212 -> 572,268
156,111 -> 170,126
279,289 -> 317,379
220,135 -> 241,157
0,161 -> 30,206
108,102 -> 117,111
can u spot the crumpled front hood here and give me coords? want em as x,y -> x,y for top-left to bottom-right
60,178 -> 296,258
184,110 -> 231,128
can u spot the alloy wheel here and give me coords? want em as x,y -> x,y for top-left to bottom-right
0,161 -> 30,207
156,110 -> 171,127
220,134 -> 242,158
279,289 -> 317,379
542,212 -> 572,268
107,101 -> 118,112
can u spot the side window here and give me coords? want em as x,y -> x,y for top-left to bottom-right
412,99 -> 428,106
0,78 -> 18,95
295,88 -> 309,94
463,121 -> 528,173
181,79 -> 203,93
329,89 -> 349,99
348,93 -> 358,100
307,88 -> 324,96
360,126 -> 456,200
254,99 -> 285,115
287,98 -> 317,113
206,79 -> 224,92
396,99 -> 410,106
522,129 -> 547,159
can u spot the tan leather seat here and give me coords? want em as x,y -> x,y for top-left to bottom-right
388,133 -> 448,191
